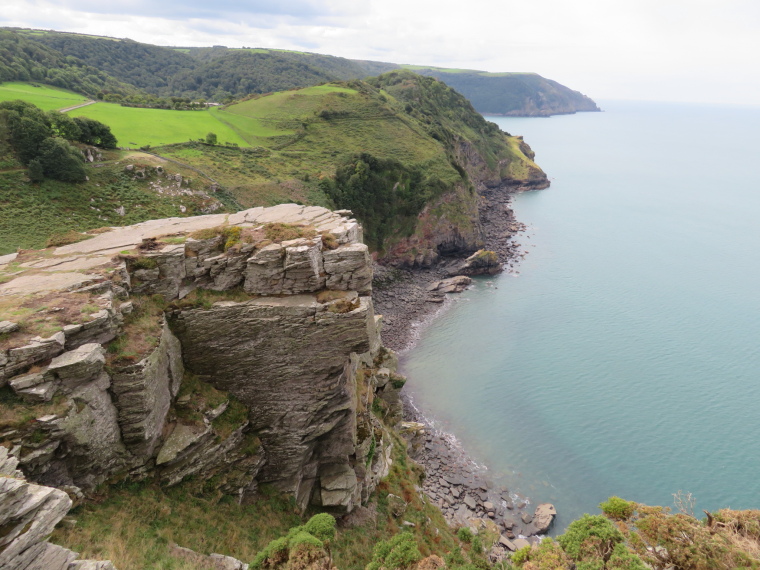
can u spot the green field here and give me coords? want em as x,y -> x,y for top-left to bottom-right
0,82 -> 88,110
67,103 -> 250,148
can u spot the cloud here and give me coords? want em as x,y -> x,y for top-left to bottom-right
21,0 -> 366,22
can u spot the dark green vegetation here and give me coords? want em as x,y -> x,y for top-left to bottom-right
323,153 -> 444,250
0,99 -> 116,183
405,67 -> 600,116
0,30 -> 138,99
3,28 -> 597,116
506,497 -> 760,570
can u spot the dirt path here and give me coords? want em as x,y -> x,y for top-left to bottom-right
59,100 -> 96,113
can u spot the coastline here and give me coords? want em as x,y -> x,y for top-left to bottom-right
371,184 -> 554,545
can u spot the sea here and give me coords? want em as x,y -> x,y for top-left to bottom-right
400,100 -> 760,533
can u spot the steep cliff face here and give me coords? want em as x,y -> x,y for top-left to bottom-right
0,204 -> 403,515
0,447 -> 116,569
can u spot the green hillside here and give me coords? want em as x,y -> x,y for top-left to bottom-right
0,82 -> 88,110
17,30 -> 197,95
4,28 -> 598,116
0,29 -> 139,99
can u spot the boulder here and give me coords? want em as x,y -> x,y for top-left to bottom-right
387,493 -> 407,518
455,249 -> 503,276
0,320 -> 19,334
531,503 -> 557,534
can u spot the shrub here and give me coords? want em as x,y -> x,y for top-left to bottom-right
303,513 -> 335,542
558,514 -> 624,564
287,530 -> 322,550
457,527 -> 473,543
599,497 -> 636,520
606,543 -> 647,570
511,545 -> 531,566
251,536 -> 288,569
367,532 -> 421,570
28,158 -> 44,182
522,538 -> 571,570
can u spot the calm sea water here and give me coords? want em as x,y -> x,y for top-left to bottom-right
400,100 -> 760,532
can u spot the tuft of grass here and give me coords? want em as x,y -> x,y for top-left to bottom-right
211,396 -> 249,439
174,372 -> 229,426
264,223 -> 316,243
106,295 -> 166,365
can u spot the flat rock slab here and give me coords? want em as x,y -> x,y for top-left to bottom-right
0,272 -> 103,295
0,252 -> 18,267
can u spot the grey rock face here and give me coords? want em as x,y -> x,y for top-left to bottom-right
0,205 -> 396,517
169,294 -> 380,511
0,447 -> 116,570
1,332 -> 65,382
110,320 -> 184,457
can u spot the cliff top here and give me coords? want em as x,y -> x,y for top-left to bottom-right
0,203 -> 364,352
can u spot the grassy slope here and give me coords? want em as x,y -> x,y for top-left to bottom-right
0,81 -> 88,110
0,150 -> 227,254
160,81 -> 458,211
67,103 -> 250,148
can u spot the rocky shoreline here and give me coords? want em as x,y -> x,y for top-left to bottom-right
371,185 -> 555,552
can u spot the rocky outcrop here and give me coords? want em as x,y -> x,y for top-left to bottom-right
530,503 -> 557,534
449,250 -> 502,276
0,447 -> 116,570
0,204 -> 403,515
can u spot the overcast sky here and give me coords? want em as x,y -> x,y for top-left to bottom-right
3,0 -> 760,106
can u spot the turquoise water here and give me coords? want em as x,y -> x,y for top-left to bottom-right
400,100 -> 760,532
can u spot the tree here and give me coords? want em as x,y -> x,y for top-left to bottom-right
38,137 -> 86,182
205,132 -> 217,145
72,116 -> 117,148
47,110 -> 81,140
28,159 -> 44,182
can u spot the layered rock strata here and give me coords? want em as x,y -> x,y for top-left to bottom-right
0,204 -> 402,515
0,447 -> 116,570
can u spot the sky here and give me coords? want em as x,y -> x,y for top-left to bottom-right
3,0 -> 760,106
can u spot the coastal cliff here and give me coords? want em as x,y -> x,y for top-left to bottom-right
0,205 -> 411,567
